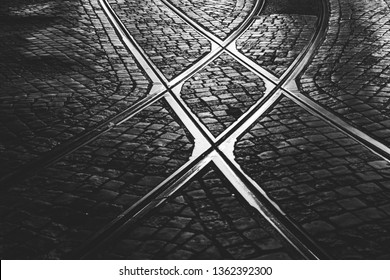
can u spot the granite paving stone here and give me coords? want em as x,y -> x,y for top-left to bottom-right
261,0 -> 319,15
95,163 -> 302,259
167,0 -> 256,40
2,0 -> 390,261
234,97 -> 390,259
299,0 -> 390,146
108,0 -> 211,80
0,0 -> 150,177
237,14 -> 317,77
181,53 -> 266,137
0,99 -> 194,259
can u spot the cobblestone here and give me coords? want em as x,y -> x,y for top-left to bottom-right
0,0 -> 150,177
234,97 -> 390,259
2,0 -> 390,261
0,99 -> 194,259
261,0 -> 319,15
95,164 -> 302,259
167,0 -> 256,40
108,0 -> 211,80
237,14 -> 317,77
181,53 -> 266,137
299,0 -> 390,146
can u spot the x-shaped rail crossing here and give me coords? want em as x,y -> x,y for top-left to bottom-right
72,0 -> 390,259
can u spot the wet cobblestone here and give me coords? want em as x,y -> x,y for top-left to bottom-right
237,14 -> 317,77
2,0 -> 390,261
0,99 -> 194,259
96,164 -> 302,259
261,0 -> 319,15
234,97 -> 390,259
167,0 -> 256,40
181,53 -> 266,137
0,0 -> 150,177
108,0 -> 211,80
299,0 -> 390,146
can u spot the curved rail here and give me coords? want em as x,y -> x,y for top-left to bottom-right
4,0 -> 389,260
71,0 -> 333,260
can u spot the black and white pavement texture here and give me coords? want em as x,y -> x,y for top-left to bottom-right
1,0 -> 390,260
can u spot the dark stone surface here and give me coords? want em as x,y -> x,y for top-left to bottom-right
0,0 -> 150,177
298,0 -> 390,147
0,99 -> 194,259
235,97 -> 390,259
1,0 -> 390,261
181,53 -> 266,136
94,164 -> 302,259
167,0 -> 257,39
237,14 -> 317,77
108,0 -> 211,80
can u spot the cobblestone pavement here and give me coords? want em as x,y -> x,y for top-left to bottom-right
2,0 -> 390,260
108,0 -> 211,80
299,0 -> 390,146
181,53 -> 266,137
0,98 -> 194,258
235,97 -> 390,259
237,14 -> 317,77
261,0 -> 319,15
167,0 -> 256,40
0,0 -> 150,177
96,164 -> 301,259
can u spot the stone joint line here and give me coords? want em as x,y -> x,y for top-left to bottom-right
92,0 -> 333,259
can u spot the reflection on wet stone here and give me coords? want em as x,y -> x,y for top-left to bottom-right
167,0 -> 256,39
181,53 -> 266,137
234,97 -> 390,259
108,0 -> 211,80
2,0 -> 390,261
95,164 -> 302,259
237,14 -> 317,77
299,0 -> 390,146
0,0 -> 150,176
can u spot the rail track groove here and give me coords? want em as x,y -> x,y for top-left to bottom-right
4,0 -> 390,260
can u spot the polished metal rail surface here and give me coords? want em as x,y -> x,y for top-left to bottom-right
70,0 -> 335,260
5,0 -> 389,260
3,0 -> 390,261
